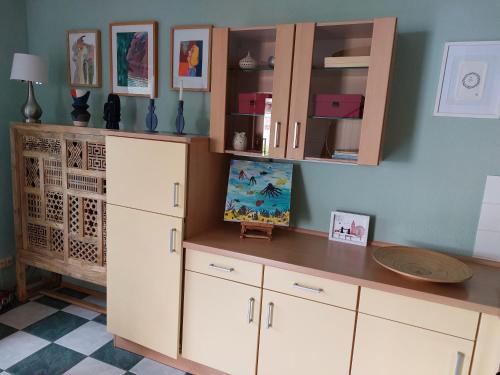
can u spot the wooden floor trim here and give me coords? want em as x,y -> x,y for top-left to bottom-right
39,289 -> 106,314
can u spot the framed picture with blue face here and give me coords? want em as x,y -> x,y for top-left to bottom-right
170,25 -> 212,92
109,21 -> 158,97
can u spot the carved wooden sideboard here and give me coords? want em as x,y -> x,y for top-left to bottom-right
10,123 -> 108,300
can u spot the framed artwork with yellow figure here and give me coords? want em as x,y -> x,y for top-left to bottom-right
170,25 -> 212,92
67,29 -> 101,88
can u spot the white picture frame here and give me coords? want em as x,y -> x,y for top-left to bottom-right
434,41 -> 500,118
329,211 -> 370,247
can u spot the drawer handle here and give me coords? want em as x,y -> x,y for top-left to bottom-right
173,182 -> 180,207
454,352 -> 465,375
293,282 -> 323,294
247,297 -> 255,324
169,228 -> 177,253
273,122 -> 281,148
266,302 -> 274,329
293,122 -> 300,149
209,263 -> 234,273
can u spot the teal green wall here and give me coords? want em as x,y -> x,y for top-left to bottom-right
20,0 -> 500,257
0,0 -> 27,289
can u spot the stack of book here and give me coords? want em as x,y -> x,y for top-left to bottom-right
324,56 -> 370,68
332,150 -> 359,161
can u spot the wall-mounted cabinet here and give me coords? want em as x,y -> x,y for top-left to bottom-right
210,18 -> 397,166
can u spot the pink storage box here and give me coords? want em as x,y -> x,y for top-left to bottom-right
314,94 -> 364,118
238,93 -> 272,115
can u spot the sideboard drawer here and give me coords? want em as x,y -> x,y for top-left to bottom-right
359,288 -> 479,340
263,266 -> 358,310
106,136 -> 187,218
185,249 -> 263,287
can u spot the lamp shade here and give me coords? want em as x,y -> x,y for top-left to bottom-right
10,53 -> 48,84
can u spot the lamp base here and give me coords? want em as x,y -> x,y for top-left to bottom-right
22,81 -> 43,124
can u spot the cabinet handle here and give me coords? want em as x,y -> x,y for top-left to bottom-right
172,182 -> 180,207
293,282 -> 323,294
454,352 -> 465,375
208,263 -> 234,273
247,297 -> 255,323
169,228 -> 177,253
293,122 -> 300,149
273,122 -> 281,148
266,302 -> 274,329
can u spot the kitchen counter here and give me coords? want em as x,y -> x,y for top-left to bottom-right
184,223 -> 500,316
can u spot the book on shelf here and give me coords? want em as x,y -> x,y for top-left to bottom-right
324,56 -> 370,68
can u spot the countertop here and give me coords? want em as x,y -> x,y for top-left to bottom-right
184,223 -> 500,316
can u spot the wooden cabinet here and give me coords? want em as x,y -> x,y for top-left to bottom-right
210,18 -> 397,165
471,314 -> 500,375
107,204 -> 183,358
351,313 -> 474,375
182,270 -> 261,375
257,289 -> 355,375
106,136 -> 187,217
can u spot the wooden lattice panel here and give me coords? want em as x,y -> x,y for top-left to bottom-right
67,140 -> 83,168
27,223 -> 47,249
43,159 -> 62,186
67,174 -> 99,193
26,193 -> 41,219
83,198 -> 99,237
25,157 -> 40,188
49,228 -> 64,256
68,195 -> 80,234
45,191 -> 64,223
23,135 -> 61,155
87,142 -> 106,171
69,239 -> 99,264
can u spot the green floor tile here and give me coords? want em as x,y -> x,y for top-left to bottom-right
90,341 -> 143,370
6,343 -> 85,375
23,311 -> 87,341
0,322 -> 17,340
34,296 -> 70,310
56,288 -> 89,299
92,314 -> 107,325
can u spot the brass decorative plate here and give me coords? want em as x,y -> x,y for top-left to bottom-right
372,246 -> 473,283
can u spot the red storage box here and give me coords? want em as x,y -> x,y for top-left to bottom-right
314,94 -> 364,118
238,93 -> 272,115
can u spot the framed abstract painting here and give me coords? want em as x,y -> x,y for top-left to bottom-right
109,21 -> 158,97
67,29 -> 101,88
170,25 -> 212,92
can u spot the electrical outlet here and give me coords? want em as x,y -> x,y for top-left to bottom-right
0,256 -> 14,269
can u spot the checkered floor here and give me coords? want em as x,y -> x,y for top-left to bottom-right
0,288 -> 191,375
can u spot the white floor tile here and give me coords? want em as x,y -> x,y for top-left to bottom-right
474,230 -> 500,260
55,321 -> 112,355
130,358 -> 185,375
0,331 -> 50,369
62,305 -> 100,320
83,295 -> 107,307
0,301 -> 57,329
63,357 -> 125,375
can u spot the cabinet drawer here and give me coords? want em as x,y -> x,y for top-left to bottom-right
359,288 -> 479,340
106,136 -> 187,217
185,249 -> 263,287
263,266 -> 358,310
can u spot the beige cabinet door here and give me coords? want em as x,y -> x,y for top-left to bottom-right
182,271 -> 261,375
107,204 -> 183,358
106,136 -> 187,217
351,313 -> 474,375
471,314 -> 500,375
257,290 -> 355,375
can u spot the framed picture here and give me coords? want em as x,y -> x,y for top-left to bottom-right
67,29 -> 101,88
434,41 -> 500,118
329,211 -> 370,246
170,25 -> 212,92
224,159 -> 293,226
109,21 -> 158,97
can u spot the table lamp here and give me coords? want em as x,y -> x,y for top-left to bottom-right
10,53 -> 48,123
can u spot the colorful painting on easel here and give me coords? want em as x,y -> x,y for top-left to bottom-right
224,160 -> 293,226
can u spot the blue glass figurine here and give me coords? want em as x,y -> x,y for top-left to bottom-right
175,99 -> 185,135
145,99 -> 158,132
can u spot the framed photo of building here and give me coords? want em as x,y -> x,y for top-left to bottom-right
329,211 -> 370,246
67,29 -> 101,88
434,41 -> 500,118
109,21 -> 158,97
170,25 -> 212,92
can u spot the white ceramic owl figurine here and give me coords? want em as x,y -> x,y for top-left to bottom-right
232,132 -> 248,151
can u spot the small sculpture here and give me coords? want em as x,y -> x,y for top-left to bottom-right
103,94 -> 121,129
71,89 -> 91,127
176,80 -> 185,134
145,99 -> 158,132
239,52 -> 257,70
233,132 -> 248,151
268,56 -> 275,68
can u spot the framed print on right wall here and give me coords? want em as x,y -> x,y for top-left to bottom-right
434,41 -> 500,118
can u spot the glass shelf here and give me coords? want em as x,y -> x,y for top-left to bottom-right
308,115 -> 363,121
312,66 -> 369,71
228,66 -> 274,72
229,113 -> 265,118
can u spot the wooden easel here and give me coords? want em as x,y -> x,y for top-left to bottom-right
240,222 -> 274,240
